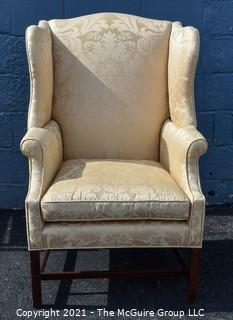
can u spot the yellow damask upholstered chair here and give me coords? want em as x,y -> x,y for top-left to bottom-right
20,13 -> 208,308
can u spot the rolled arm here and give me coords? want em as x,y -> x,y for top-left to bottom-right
20,120 -> 63,248
160,119 -> 207,201
160,120 -> 208,246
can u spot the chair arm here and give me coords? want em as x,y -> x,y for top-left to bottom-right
160,120 -> 208,246
20,120 -> 63,249
160,119 -> 207,202
21,120 -> 63,198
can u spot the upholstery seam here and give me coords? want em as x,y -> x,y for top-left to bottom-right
25,28 -> 34,129
42,217 -> 189,222
41,200 -> 189,204
29,244 -> 202,251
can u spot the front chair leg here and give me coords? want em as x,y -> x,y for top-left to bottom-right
188,248 -> 201,304
30,251 -> 42,308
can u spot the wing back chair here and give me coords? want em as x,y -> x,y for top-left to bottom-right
20,13 -> 207,308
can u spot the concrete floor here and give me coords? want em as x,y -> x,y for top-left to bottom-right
0,206 -> 232,319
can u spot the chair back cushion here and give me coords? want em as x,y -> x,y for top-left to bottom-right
49,13 -> 172,160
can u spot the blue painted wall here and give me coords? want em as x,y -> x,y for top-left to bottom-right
0,0 -> 233,208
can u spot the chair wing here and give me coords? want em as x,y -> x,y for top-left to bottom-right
26,21 -> 53,129
163,22 -> 208,245
168,22 -> 200,127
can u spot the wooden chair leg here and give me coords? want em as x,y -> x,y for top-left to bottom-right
188,248 -> 201,304
30,251 -> 42,308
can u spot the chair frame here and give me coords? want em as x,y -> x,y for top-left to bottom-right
21,14 -> 208,309
30,248 -> 201,308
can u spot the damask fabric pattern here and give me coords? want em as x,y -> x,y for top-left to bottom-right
160,120 -> 208,246
168,22 -> 199,127
49,13 -> 171,160
20,120 -> 63,249
41,159 -> 190,222
26,21 -> 53,129
21,13 -> 207,250
41,221 -> 190,249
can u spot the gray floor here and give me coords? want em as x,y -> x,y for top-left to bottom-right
0,206 -> 232,319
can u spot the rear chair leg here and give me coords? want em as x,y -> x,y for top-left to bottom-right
188,248 -> 201,304
30,251 -> 42,308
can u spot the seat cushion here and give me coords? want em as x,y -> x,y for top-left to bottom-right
41,159 -> 190,222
